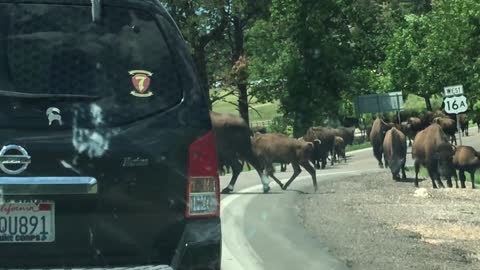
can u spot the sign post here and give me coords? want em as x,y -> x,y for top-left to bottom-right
443,85 -> 467,145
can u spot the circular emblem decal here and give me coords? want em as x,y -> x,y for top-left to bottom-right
0,145 -> 31,175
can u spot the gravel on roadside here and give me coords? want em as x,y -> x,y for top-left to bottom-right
296,170 -> 480,270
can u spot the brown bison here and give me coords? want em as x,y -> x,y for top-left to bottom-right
458,114 -> 469,136
333,136 -> 346,163
303,127 -> 335,169
369,118 -> 392,168
396,122 -> 415,147
407,116 -> 425,135
333,127 -> 356,146
365,125 -> 372,141
433,117 -> 457,145
472,112 -> 480,133
383,127 -> 407,180
453,146 -> 480,189
252,133 -> 318,192
412,123 -> 456,188
210,112 -> 270,194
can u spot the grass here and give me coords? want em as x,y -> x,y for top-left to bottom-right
211,89 -> 281,124
346,141 -> 371,152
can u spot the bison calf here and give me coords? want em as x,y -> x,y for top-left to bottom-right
453,146 -> 480,189
383,127 -> 407,180
252,133 -> 318,192
412,123 -> 456,188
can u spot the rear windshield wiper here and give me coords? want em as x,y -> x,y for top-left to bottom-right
0,90 -> 101,100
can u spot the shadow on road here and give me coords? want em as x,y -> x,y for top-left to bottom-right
395,177 -> 425,184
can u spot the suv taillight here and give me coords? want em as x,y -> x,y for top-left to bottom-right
186,131 -> 220,218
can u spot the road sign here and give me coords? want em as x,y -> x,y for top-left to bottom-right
444,85 -> 463,97
444,95 -> 468,114
354,92 -> 403,114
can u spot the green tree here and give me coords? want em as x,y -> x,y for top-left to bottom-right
161,0 -> 228,108
247,0 -> 354,136
385,0 -> 480,110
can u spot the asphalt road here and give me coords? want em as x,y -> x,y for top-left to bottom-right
220,128 -> 480,270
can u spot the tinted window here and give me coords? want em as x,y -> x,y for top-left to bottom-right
0,4 -> 183,126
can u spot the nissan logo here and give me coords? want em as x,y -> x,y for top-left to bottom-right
0,145 -> 31,175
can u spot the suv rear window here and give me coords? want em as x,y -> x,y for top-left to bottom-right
0,3 -> 183,126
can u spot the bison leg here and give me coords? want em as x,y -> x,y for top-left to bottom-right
414,160 -> 420,188
401,159 -> 407,180
446,177 -> 453,188
452,172 -> 459,188
266,163 -> 284,189
282,163 -> 302,191
470,170 -> 476,189
221,159 -> 243,194
451,135 -> 457,145
427,167 -> 439,189
459,170 -> 467,188
321,156 -> 327,169
280,163 -> 287,172
432,168 -> 445,188
300,160 -> 318,192
373,147 -> 384,168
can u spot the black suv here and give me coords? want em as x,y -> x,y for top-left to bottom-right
0,0 -> 221,269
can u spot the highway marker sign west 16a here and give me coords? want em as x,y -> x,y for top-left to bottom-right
443,85 -> 468,145
443,85 -> 468,114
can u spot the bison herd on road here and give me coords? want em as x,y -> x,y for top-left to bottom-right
369,110 -> 480,189
210,111 -> 355,194
211,110 -> 480,194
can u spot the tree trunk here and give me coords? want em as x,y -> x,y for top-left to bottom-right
424,95 -> 432,111
232,16 -> 249,126
238,83 -> 249,125
193,45 -> 211,110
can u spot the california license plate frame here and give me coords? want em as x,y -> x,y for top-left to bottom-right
0,200 -> 55,243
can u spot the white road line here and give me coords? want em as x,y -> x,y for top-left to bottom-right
220,169 -> 370,270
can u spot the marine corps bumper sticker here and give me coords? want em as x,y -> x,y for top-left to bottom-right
129,70 -> 154,97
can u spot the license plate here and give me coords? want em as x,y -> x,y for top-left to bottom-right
0,201 -> 55,243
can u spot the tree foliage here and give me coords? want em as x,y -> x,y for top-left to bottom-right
162,0 -> 480,133
385,0 -> 480,109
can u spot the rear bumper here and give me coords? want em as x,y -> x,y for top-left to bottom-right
3,218 -> 221,270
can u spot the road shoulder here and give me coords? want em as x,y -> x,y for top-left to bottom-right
296,170 -> 480,270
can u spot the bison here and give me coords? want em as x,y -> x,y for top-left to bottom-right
433,117 -> 457,145
383,127 -> 407,180
412,123 -> 456,188
453,146 -> 480,189
252,133 -> 318,192
472,113 -> 480,133
210,112 -> 270,194
333,127 -> 355,146
333,136 -> 346,163
303,127 -> 335,169
458,114 -> 469,136
396,121 -> 415,147
369,118 -> 392,168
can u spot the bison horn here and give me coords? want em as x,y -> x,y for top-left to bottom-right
314,139 -> 322,144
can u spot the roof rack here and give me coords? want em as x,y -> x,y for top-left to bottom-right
91,0 -> 102,23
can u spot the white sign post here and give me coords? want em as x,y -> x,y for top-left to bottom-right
443,85 -> 467,145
